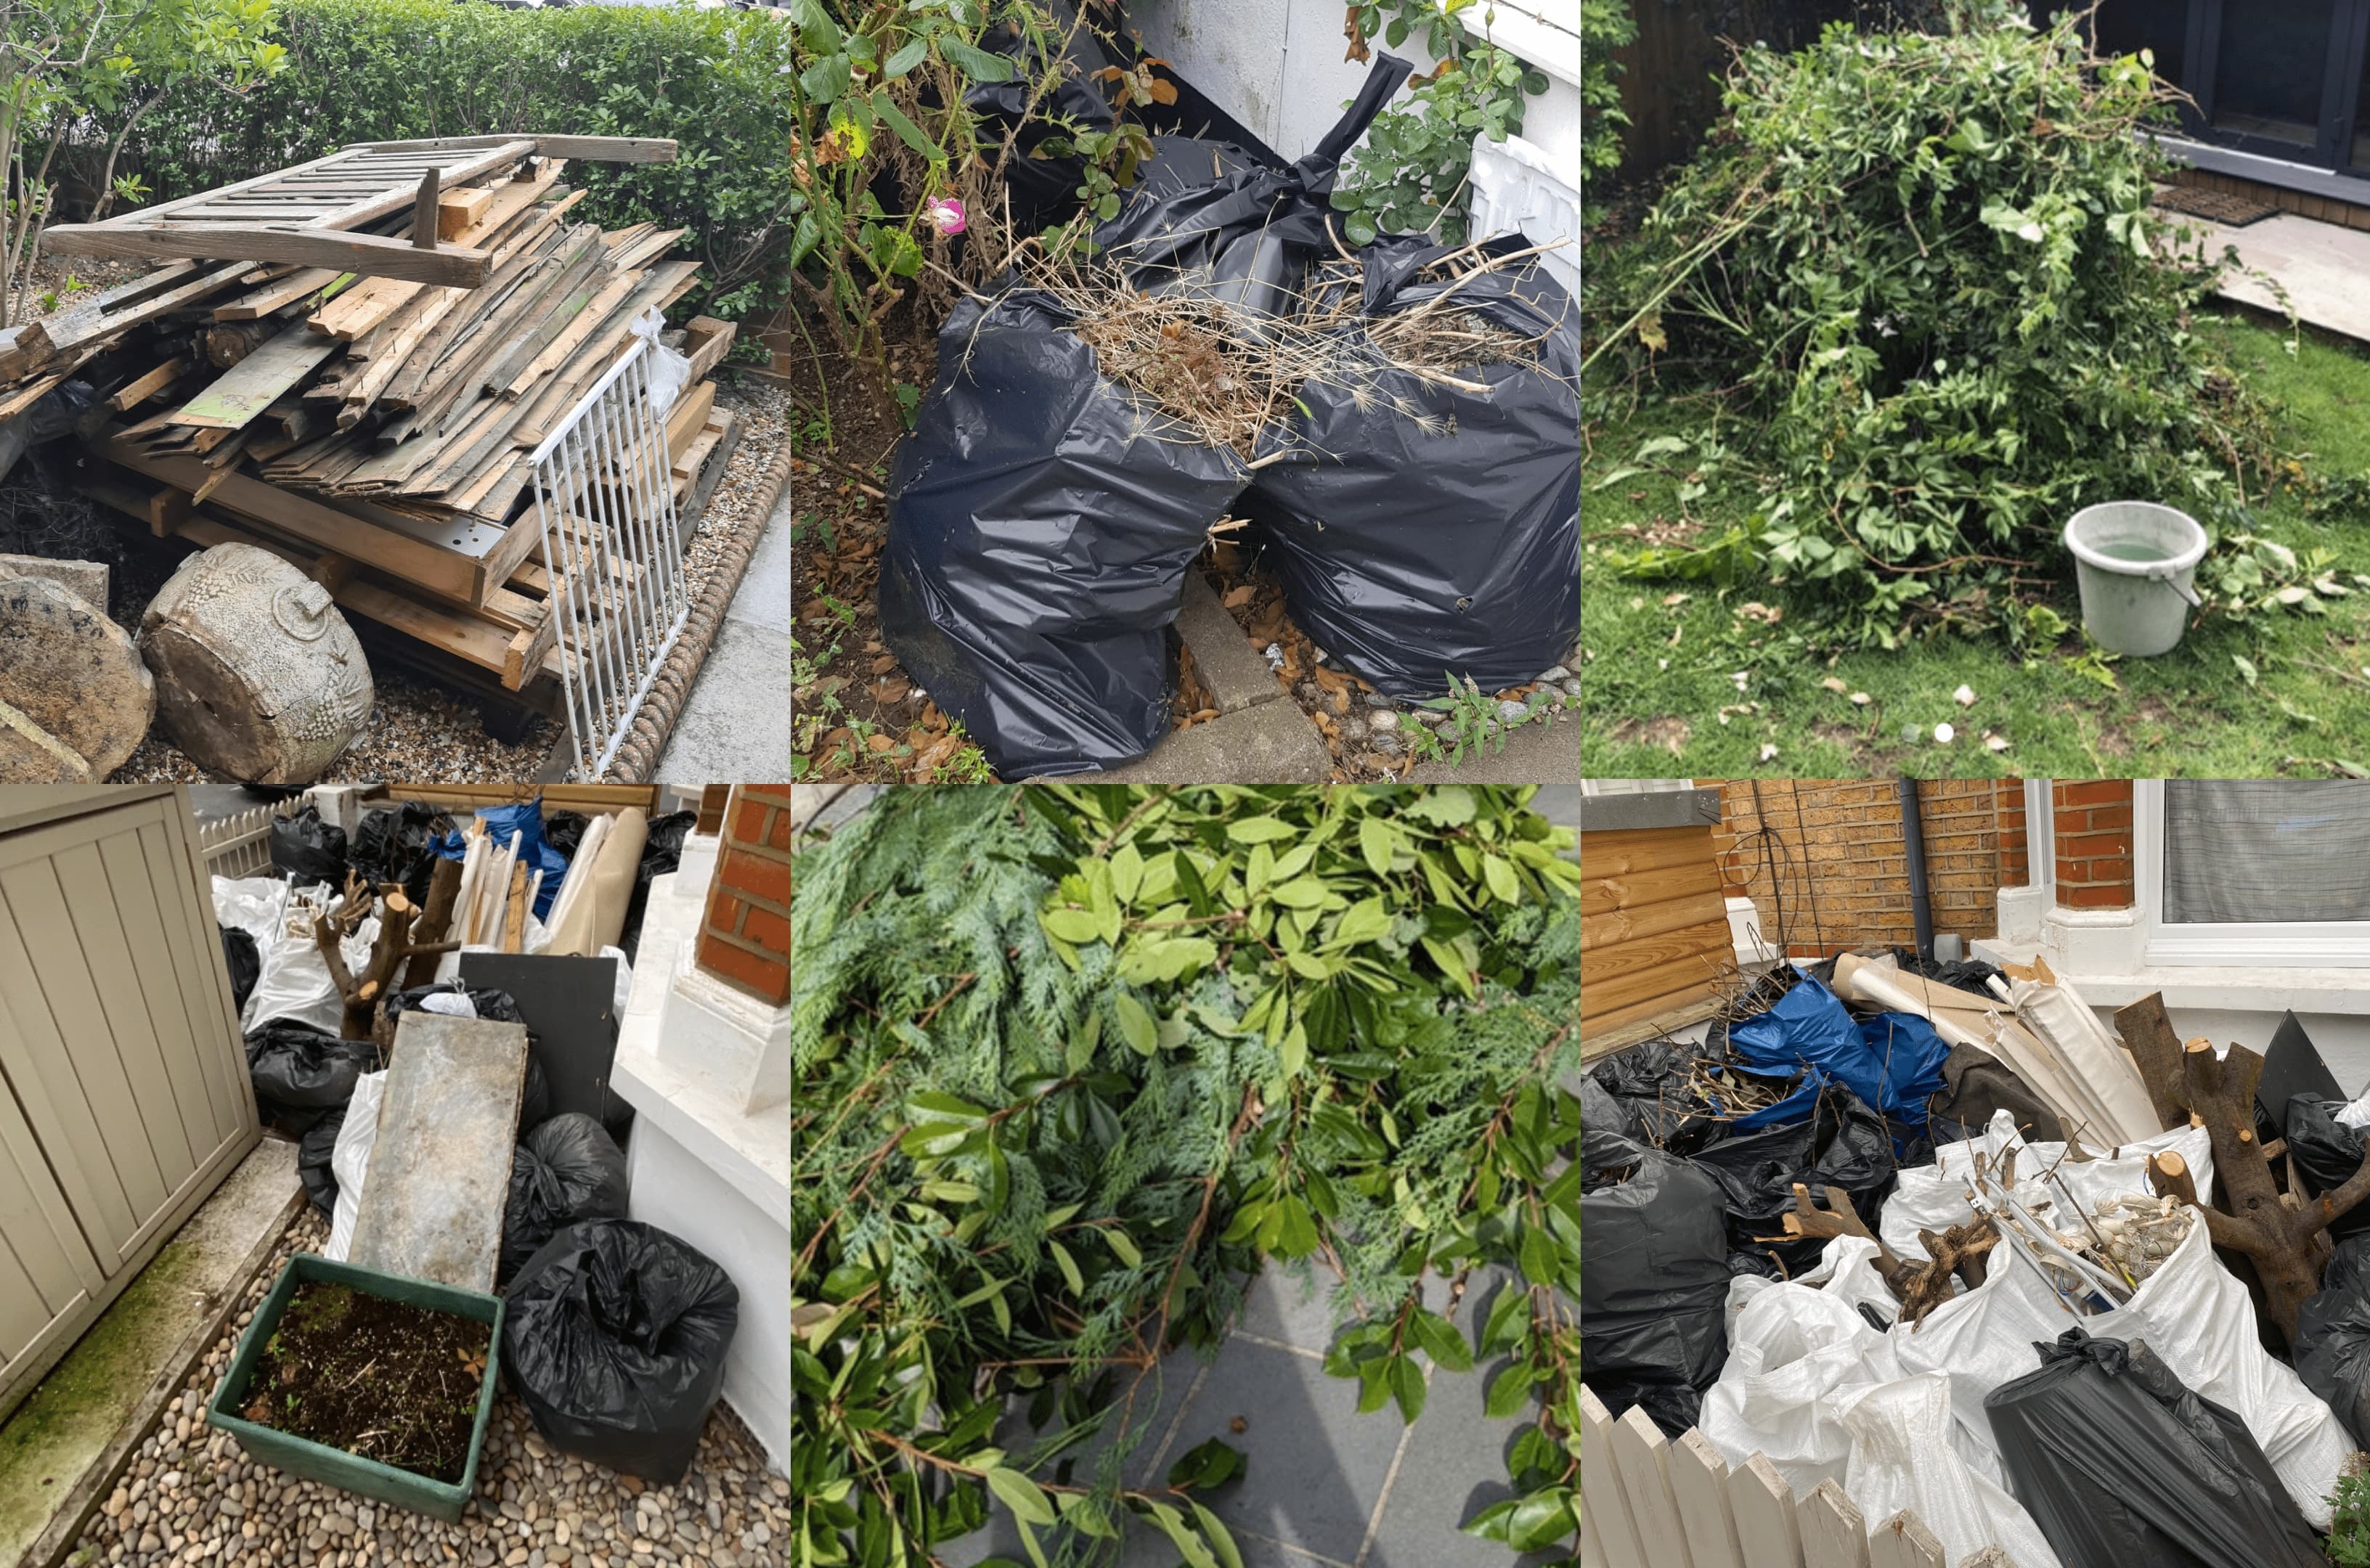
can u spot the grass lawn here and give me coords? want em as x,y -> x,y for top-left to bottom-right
1580,309 -> 2370,777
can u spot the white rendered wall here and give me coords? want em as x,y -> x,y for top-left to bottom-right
1129,0 -> 1581,181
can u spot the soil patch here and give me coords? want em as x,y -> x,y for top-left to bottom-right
241,1281 -> 489,1483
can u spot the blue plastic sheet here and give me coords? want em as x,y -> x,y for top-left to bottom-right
433,801 -> 566,920
1728,972 -> 1949,1132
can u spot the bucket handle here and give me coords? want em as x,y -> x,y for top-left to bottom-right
2143,563 -> 2202,609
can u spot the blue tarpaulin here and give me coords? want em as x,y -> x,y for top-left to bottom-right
433,801 -> 566,921
1728,971 -> 1950,1134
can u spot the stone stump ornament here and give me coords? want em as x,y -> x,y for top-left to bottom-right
139,542 -> 374,783
0,571 -> 154,780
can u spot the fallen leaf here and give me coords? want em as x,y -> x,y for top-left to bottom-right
867,733 -> 895,754
878,677 -> 911,705
1850,691 -> 1871,706
1222,585 -> 1255,609
1758,743 -> 1779,762
1952,684 -> 1976,707
870,654 -> 897,675
1986,734 -> 2011,752
1821,677 -> 1849,693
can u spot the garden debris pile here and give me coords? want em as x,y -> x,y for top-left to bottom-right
879,53 -> 1579,777
0,136 -> 745,783
1588,947 -> 2370,1564
790,785 -> 1581,1565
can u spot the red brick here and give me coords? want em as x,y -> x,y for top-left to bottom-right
706,891 -> 746,934
717,846 -> 792,910
741,904 -> 791,957
697,931 -> 790,1004
730,796 -> 773,847
767,807 -> 796,852
2060,883 -> 2135,909
2056,780 -> 2132,809
741,785 -> 795,809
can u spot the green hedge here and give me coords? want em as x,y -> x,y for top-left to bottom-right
83,0 -> 798,322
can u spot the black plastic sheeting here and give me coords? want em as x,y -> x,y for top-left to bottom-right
1690,1087 -> 1897,1278
1587,1037 -> 1800,1157
502,1220 -> 741,1484
219,925 -> 259,1016
269,807 -> 346,883
298,1107 -> 344,1220
2297,1278 -> 2370,1451
244,1021 -> 382,1137
1581,1143 -> 1731,1437
964,1 -> 1125,233
2283,1093 -> 2370,1239
878,56 -> 1412,777
1927,1041 -> 2065,1146
350,801 -> 449,905
622,812 -> 695,962
1984,1327 -> 2324,1568
501,1114 -> 631,1286
1239,234 -> 1579,698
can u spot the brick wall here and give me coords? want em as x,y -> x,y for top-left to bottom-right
2053,779 -> 2135,910
1711,780 -> 2030,957
698,784 -> 792,1005
2168,166 -> 2370,233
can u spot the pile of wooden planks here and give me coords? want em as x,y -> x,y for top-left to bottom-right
0,136 -> 742,715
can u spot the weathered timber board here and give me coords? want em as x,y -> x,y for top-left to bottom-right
345,1010 -> 528,1291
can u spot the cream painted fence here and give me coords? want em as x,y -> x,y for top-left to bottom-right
0,787 -> 260,1420
195,804 -> 278,879
1580,1388 -> 2016,1568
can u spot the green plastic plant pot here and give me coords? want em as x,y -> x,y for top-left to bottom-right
205,1253 -> 505,1524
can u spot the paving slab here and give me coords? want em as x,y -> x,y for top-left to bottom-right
346,1011 -> 528,1292
1403,710 -> 1579,783
0,1136 -> 299,1568
659,483 -> 795,783
1178,571 -> 1284,715
2180,208 -> 2370,343
1059,698 -> 1335,783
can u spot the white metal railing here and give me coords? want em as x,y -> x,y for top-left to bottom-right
1581,1388 -> 2016,1568
528,337 -> 691,780
195,804 -> 277,879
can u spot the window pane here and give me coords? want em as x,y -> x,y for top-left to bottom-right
2085,0 -> 2188,89
2212,1 -> 2335,148
2356,23 -> 2370,168
2162,781 -> 2370,923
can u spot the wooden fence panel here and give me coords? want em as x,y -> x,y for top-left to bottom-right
1868,1511 -> 1946,1568
1582,1386 -> 1650,1568
1730,1452 -> 1804,1568
1611,1407 -> 1698,1568
1670,1429 -> 1746,1568
1799,1481 -> 1870,1568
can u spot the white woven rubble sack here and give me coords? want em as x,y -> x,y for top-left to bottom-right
324,1069 -> 386,1262
1894,1214 -> 2350,1528
1998,972 -> 2159,1145
1878,1109 -> 2214,1263
1702,1268 -> 1905,1491
1834,1372 -> 2063,1568
212,875 -> 377,1034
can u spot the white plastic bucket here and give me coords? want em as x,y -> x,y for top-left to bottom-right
2063,502 -> 2208,657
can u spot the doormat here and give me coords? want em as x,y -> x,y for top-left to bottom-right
2154,185 -> 2283,226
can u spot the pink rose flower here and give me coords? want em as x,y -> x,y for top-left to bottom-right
923,197 -> 967,237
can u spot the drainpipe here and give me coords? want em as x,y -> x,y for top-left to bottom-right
1899,777 -> 1934,964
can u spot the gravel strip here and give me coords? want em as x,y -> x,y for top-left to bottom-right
68,1206 -> 787,1568
104,376 -> 791,785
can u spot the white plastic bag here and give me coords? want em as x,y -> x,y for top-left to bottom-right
629,306 -> 692,415
1700,1267 -> 1904,1492
1834,1373 -> 2062,1568
213,875 -> 348,1033
325,1069 -> 386,1262
1880,1110 -> 2212,1263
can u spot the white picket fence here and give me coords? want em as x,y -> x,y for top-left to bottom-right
195,804 -> 278,879
1581,1388 -> 2014,1568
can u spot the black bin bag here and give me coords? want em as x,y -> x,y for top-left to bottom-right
964,0 -> 1125,233
1983,1327 -> 2324,1568
245,1021 -> 380,1136
502,1219 -> 740,1484
2297,1279 -> 2370,1450
500,1114 -> 631,1286
2285,1093 -> 2370,1238
269,805 -> 346,883
219,924 -> 259,1016
1241,233 -> 1579,698
1690,1088 -> 1897,1278
1581,1146 -> 1730,1437
878,293 -> 1247,777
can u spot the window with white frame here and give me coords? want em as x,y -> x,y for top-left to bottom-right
2134,780 -> 2370,965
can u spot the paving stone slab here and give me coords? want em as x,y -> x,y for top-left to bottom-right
346,1010 -> 528,1292
1403,711 -> 1579,783
1055,699 -> 1334,783
1177,571 -> 1285,715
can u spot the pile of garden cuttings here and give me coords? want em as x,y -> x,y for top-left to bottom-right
789,783 -> 1583,1566
241,1279 -> 491,1482
0,137 -> 744,782
1586,947 -> 2370,1567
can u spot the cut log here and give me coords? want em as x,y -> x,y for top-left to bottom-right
2134,1033 -> 2370,1346
138,542 -> 375,783
2112,994 -> 2195,1132
0,573 -> 153,779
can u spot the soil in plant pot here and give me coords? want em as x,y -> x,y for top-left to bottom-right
240,1281 -> 491,1483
